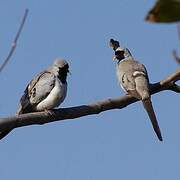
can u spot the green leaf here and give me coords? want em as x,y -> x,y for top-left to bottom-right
146,0 -> 180,23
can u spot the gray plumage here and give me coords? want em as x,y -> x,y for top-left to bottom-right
0,59 -> 69,140
110,39 -> 162,141
17,59 -> 69,114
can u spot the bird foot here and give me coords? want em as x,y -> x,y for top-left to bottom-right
45,109 -> 56,118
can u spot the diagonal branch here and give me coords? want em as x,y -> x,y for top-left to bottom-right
0,70 -> 179,132
172,24 -> 180,65
177,23 -> 180,41
172,50 -> 180,64
0,9 -> 29,73
160,69 -> 180,85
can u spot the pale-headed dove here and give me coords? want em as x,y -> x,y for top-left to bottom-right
0,58 -> 69,140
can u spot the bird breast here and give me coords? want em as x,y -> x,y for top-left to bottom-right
36,78 -> 67,111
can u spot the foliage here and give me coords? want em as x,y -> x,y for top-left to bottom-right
146,0 -> 180,23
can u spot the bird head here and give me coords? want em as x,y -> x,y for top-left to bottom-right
53,59 -> 69,70
109,39 -> 133,61
53,59 -> 70,73
109,38 -> 120,51
52,59 -> 70,83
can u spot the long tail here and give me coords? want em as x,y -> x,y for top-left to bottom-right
142,99 -> 163,141
0,129 -> 12,140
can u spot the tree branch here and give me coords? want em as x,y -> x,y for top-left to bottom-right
0,9 -> 29,73
160,69 -> 180,86
172,50 -> 180,65
172,24 -> 180,65
0,70 -> 179,132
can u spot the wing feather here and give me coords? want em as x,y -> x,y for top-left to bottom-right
17,71 -> 55,114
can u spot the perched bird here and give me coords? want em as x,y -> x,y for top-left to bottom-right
0,59 -> 69,140
109,38 -> 163,141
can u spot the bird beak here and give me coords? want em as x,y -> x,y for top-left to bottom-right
112,55 -> 117,61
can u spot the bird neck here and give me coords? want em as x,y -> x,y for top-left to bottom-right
116,47 -> 133,63
58,71 -> 67,84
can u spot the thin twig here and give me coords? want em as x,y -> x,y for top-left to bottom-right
160,69 -> 180,85
172,24 -> 180,64
0,8 -> 29,73
177,23 -> 180,41
172,50 -> 180,64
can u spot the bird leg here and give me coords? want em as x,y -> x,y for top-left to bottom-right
44,109 -> 56,119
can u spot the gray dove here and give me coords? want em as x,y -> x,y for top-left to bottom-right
0,59 -> 69,140
109,39 -> 162,141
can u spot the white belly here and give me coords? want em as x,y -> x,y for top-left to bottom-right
116,65 -> 127,93
36,78 -> 67,111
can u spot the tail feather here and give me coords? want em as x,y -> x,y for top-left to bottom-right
16,108 -> 23,115
16,104 -> 24,115
142,99 -> 163,141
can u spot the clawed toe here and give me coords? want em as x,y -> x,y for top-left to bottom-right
45,109 -> 56,118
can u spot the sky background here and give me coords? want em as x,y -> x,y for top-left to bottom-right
0,0 -> 179,179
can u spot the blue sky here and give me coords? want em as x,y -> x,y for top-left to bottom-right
0,0 -> 179,179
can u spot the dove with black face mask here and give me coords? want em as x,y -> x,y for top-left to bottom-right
109,39 -> 162,141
